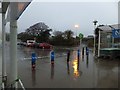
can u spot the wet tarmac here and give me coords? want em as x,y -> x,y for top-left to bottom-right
5,43 -> 119,88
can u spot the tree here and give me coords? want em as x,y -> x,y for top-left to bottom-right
63,30 -> 73,39
51,31 -> 64,45
50,30 -> 78,46
19,22 -> 52,43
18,32 -> 34,42
53,31 -> 63,37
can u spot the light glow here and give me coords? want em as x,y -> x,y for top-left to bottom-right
74,24 -> 79,28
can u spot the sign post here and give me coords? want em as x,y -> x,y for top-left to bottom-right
79,33 -> 84,48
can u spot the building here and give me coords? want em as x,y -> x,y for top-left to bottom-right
95,24 -> 120,57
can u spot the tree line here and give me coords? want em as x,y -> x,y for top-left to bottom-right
17,22 -> 80,46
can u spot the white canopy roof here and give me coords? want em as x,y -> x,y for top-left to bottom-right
1,0 -> 32,22
98,24 -> 120,32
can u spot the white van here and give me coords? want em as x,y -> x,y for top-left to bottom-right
26,40 -> 36,47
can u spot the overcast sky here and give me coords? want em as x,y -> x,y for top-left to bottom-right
4,1 -> 118,36
17,1 -> 118,36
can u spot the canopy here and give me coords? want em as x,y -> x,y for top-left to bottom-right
1,1 -> 32,22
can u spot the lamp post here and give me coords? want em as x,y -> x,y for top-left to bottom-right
93,20 -> 98,56
74,24 -> 79,37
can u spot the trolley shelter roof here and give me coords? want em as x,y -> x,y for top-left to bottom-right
97,24 -> 120,32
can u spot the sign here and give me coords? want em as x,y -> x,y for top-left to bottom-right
79,33 -> 84,39
112,29 -> 120,38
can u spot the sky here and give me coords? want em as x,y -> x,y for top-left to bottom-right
2,0 -> 119,37
16,1 -> 118,37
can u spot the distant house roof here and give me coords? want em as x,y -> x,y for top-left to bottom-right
96,24 -> 120,32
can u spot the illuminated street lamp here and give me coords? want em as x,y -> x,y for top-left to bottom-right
74,24 -> 79,37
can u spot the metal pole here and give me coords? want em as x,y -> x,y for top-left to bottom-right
2,82 -> 5,90
0,6 -> 2,86
9,2 -> 18,88
93,25 -> 96,56
98,30 -> 101,57
93,35 -> 96,56
18,79 -> 26,90
2,13 -> 7,81
80,39 -> 82,49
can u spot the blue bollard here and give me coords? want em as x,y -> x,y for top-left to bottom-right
31,52 -> 37,69
50,51 -> 54,64
77,49 -> 80,60
86,47 -> 89,56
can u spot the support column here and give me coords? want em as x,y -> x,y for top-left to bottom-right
93,24 -> 96,57
98,30 -> 101,57
10,20 -> 18,88
93,35 -> 96,56
9,2 -> 18,88
0,11 -> 2,86
2,13 -> 7,82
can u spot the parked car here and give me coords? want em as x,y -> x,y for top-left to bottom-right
39,43 -> 53,49
26,40 -> 36,47
32,42 -> 40,48
17,42 -> 27,46
23,42 -> 27,46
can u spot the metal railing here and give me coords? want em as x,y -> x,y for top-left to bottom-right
1,82 -> 5,90
6,78 -> 25,90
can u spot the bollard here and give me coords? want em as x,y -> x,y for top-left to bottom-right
67,50 -> 70,62
86,56 -> 89,68
86,47 -> 89,68
31,52 -> 37,69
77,60 -> 79,70
82,47 -> 84,56
50,51 -> 54,64
67,63 -> 70,75
51,63 -> 54,79
77,49 -> 80,60
86,47 -> 89,56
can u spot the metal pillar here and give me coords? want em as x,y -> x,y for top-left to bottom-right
93,25 -> 97,56
0,11 -> 2,87
9,2 -> 18,88
2,13 -> 7,82
80,39 -> 82,49
98,30 -> 101,57
93,35 -> 96,56
93,20 -> 98,57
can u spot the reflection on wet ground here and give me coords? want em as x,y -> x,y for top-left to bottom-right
5,44 -> 119,88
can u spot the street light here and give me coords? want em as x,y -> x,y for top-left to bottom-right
93,20 -> 98,56
74,24 -> 79,37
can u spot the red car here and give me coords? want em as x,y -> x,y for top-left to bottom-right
39,43 -> 53,49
